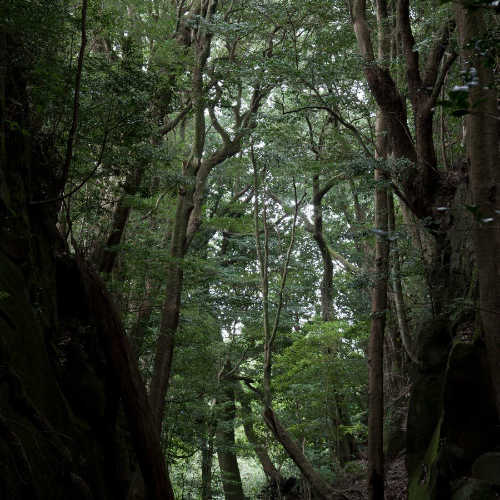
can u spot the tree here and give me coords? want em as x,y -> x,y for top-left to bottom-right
455,0 -> 500,419
148,0 -> 274,434
350,0 -> 499,496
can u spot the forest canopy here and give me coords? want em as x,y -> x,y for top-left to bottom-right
0,0 -> 499,499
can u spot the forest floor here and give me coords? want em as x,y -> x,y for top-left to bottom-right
336,455 -> 408,499
385,456 -> 408,499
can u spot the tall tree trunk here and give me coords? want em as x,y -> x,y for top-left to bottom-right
148,0 -> 266,431
312,175 -> 335,322
368,6 -> 392,493
387,194 -> 419,365
201,426 -> 215,500
149,189 -> 193,427
456,3 -> 500,418
368,113 -> 390,500
216,362 -> 245,500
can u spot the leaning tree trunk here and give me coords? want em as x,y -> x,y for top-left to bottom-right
238,388 -> 283,485
262,408 -> 347,500
93,163 -> 146,275
1,12 -> 174,497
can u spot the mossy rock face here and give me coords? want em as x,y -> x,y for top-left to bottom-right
408,414 -> 454,500
451,478 -> 500,499
442,342 -> 499,474
408,339 -> 500,500
0,172 -> 132,498
407,373 -> 444,477
384,405 -> 407,460
416,317 -> 451,370
472,453 -> 500,486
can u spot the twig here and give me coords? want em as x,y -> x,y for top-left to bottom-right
269,179 -> 300,347
61,0 -> 88,191
30,127 -> 109,206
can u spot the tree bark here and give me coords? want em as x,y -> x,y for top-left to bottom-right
201,427 -> 215,500
238,388 -> 283,485
216,372 -> 245,500
456,2 -> 500,418
367,111 -> 390,500
262,408 -> 347,500
95,164 -> 146,275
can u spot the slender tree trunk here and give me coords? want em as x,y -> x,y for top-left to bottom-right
368,114 -> 390,500
129,277 -> 161,358
94,164 -> 146,274
312,175 -> 335,322
387,194 -> 419,365
149,190 -> 193,428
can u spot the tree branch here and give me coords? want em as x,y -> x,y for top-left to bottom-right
61,0 -> 88,192
281,103 -> 373,158
161,103 -> 192,135
430,51 -> 457,106
423,20 -> 456,90
31,127 -> 109,206
397,0 -> 421,101
269,191 -> 356,273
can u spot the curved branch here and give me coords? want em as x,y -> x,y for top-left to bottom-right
161,103 -> 192,135
423,20 -> 456,90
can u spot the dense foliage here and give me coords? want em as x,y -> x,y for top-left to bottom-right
1,0 -> 498,499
